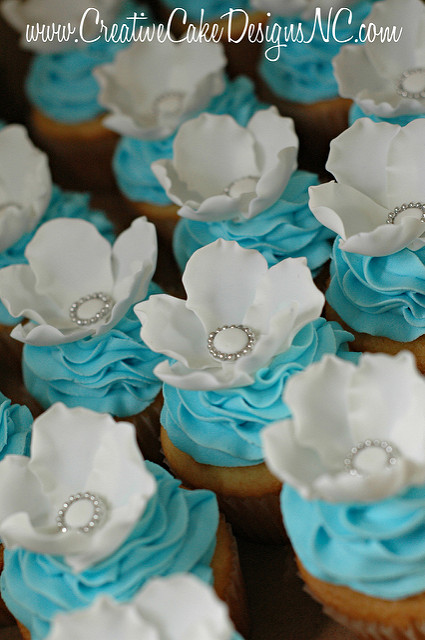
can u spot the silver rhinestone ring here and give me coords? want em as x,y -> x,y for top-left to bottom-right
386,202 -> 425,225
207,325 -> 256,361
223,176 -> 259,198
344,439 -> 399,477
152,91 -> 185,118
396,68 -> 425,99
69,292 -> 114,326
57,492 -> 107,534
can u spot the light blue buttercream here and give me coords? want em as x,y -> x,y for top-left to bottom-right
173,170 -> 336,274
283,482 -> 425,599
161,319 -> 358,468
0,392 -> 32,458
327,239 -> 425,342
259,1 -> 373,103
22,284 -> 164,417
0,461 -> 219,640
0,185 -> 114,326
349,103 -> 425,127
113,75 -> 266,204
26,1 -> 147,123
159,0 -> 250,21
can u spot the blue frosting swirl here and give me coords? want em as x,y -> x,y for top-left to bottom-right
113,75 -> 266,204
161,319 -> 358,467
283,482 -> 425,600
22,285 -> 164,417
349,103 -> 425,127
0,461 -> 219,640
0,185 -> 114,326
159,0 -> 250,21
25,1 -> 145,122
259,1 -> 373,103
173,170 -> 335,275
327,239 -> 425,342
0,392 -> 32,458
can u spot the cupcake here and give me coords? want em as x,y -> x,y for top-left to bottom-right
1,0 -> 148,191
263,350 -> 425,640
135,239 -> 357,542
252,0 -> 375,173
94,37 -> 267,245
0,216 -> 165,463
44,574 -> 244,640
309,117 -> 425,371
151,107 -> 335,281
0,124 -> 114,337
152,1 -> 267,79
0,403 -> 248,639
334,0 -> 425,128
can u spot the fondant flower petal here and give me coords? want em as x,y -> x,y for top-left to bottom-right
183,240 -> 268,332
25,218 -> 114,308
0,125 -> 51,252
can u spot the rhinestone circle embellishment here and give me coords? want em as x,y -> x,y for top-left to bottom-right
207,325 -> 256,361
396,68 -> 425,99
152,91 -> 185,118
69,292 -> 115,326
57,492 -> 107,534
344,440 -> 400,477
223,176 -> 259,198
386,202 -> 425,225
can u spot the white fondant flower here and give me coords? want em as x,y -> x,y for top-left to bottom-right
135,239 -> 324,390
0,403 -> 156,571
94,39 -> 227,140
46,574 -> 235,640
0,124 -> 51,253
151,108 -> 298,222
250,0 -> 360,19
1,0 -> 123,52
0,216 -> 157,345
263,351 -> 425,503
334,0 -> 425,119
309,117 -> 425,256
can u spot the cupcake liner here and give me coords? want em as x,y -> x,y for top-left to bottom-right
211,515 -> 250,639
123,392 -> 164,466
28,108 -> 119,192
298,556 -> 425,640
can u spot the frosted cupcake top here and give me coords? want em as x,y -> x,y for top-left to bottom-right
334,0 -> 425,121
135,239 -> 324,391
0,217 -> 157,345
46,574 -> 241,640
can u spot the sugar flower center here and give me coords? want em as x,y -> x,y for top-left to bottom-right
396,68 -> 425,99
207,324 -> 256,361
224,176 -> 259,199
69,292 -> 114,326
152,91 -> 185,119
57,492 -> 107,534
344,440 -> 399,477
386,202 -> 425,225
